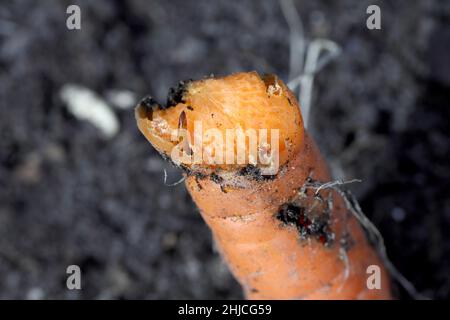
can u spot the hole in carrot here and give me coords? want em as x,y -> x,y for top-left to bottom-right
276,200 -> 334,247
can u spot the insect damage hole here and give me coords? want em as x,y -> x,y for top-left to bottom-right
276,201 -> 334,246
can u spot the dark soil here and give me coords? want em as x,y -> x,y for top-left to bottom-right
0,0 -> 449,299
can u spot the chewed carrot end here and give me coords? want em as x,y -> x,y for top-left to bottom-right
135,72 -> 303,176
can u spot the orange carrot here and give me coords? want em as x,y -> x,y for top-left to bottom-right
135,71 -> 392,299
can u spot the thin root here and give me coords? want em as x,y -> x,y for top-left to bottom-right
163,169 -> 186,186
303,178 -> 427,300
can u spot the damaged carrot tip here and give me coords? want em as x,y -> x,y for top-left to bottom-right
135,71 -> 392,299
135,72 -> 303,177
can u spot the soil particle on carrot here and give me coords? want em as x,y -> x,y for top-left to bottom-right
166,79 -> 192,107
194,171 -> 208,180
210,172 -> 224,184
138,96 -> 160,118
209,173 -> 231,193
194,176 -> 203,190
238,164 -> 276,181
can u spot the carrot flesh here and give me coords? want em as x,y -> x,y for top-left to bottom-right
135,71 -> 392,299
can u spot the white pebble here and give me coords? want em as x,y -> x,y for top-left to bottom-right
60,84 -> 120,138
106,89 -> 137,110
391,207 -> 406,222
27,287 -> 44,300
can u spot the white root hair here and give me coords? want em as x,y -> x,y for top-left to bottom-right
280,0 -> 341,129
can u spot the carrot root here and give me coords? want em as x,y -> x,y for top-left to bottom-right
186,133 -> 391,299
135,71 -> 392,299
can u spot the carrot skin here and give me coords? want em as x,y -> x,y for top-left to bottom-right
186,133 -> 392,299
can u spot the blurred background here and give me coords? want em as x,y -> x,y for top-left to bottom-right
0,0 -> 449,299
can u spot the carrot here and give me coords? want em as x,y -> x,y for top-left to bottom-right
135,71 -> 392,299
